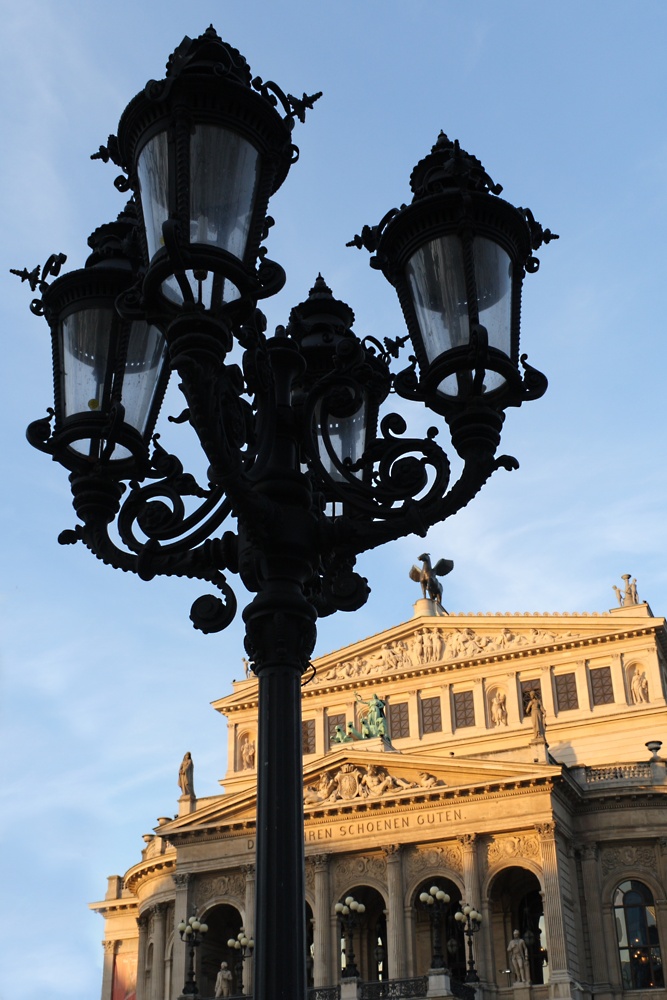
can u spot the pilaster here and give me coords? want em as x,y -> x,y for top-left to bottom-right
136,915 -> 149,1000
172,872 -> 193,997
152,903 -> 168,1000
101,940 -> 117,1000
577,844 -> 611,993
244,865 -> 256,995
535,823 -> 568,983
313,854 -> 332,987
385,845 -> 407,979
457,835 -> 485,983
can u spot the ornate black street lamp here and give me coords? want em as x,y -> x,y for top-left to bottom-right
178,913 -> 209,996
335,896 -> 366,979
228,928 -> 255,994
13,26 -> 554,1000
419,884 -> 451,970
455,904 -> 482,983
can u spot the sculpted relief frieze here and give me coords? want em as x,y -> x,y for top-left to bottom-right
193,872 -> 246,908
315,626 -> 582,685
332,855 -> 387,894
304,763 -> 444,805
485,835 -> 540,872
406,843 -> 464,877
601,845 -> 656,876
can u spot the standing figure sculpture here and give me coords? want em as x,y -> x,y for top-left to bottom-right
409,553 -> 454,607
490,692 -> 508,727
178,752 -> 195,797
525,691 -> 546,740
215,961 -> 233,998
631,669 -> 649,704
507,930 -> 530,983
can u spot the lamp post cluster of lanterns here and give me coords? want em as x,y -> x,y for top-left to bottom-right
13,25 -> 554,1000
419,885 -> 451,971
455,904 -> 483,983
228,928 -> 255,994
178,914 -> 209,996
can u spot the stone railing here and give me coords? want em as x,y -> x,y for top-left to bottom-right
582,763 -> 652,783
359,978 -> 428,1000
310,988 -> 342,1000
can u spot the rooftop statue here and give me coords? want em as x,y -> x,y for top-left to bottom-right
613,574 -> 639,607
409,553 -> 454,606
178,751 -> 195,797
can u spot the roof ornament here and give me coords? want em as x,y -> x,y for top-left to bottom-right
612,574 -> 639,607
409,553 -> 454,607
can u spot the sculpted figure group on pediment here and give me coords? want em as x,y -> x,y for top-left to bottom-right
316,625 -> 582,685
304,763 -> 445,805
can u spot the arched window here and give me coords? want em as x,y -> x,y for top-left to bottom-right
614,880 -> 664,989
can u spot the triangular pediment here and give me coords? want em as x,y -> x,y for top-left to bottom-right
157,743 -> 562,841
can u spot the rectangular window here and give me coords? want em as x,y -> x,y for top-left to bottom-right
453,690 -> 475,729
388,702 -> 410,739
555,673 -> 579,711
421,696 -> 442,734
520,679 -> 542,718
302,719 -> 316,755
590,666 -> 614,705
327,713 -> 346,747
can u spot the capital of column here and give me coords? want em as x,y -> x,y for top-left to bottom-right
103,940 -> 117,953
312,853 -> 330,870
457,833 -> 477,848
172,872 -> 192,889
535,821 -> 556,839
384,844 -> 403,861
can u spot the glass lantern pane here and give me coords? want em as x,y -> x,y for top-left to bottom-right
121,322 -> 168,436
473,237 -> 513,392
137,131 -> 170,262
61,307 -> 114,418
190,125 -> 260,260
316,395 -> 367,482
406,235 -> 469,364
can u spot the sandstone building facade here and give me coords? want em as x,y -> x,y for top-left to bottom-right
92,591 -> 667,1000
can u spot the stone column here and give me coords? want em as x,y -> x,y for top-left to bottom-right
535,823 -> 569,983
577,845 -> 611,993
101,940 -> 117,1000
136,915 -> 149,1000
172,872 -> 193,998
313,854 -> 332,986
385,845 -> 407,979
243,864 -> 256,993
150,904 -> 168,1000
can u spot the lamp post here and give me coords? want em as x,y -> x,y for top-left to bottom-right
227,929 -> 255,994
419,885 -> 451,970
455,904 -> 482,983
178,913 -> 209,996
13,26 -> 554,1000
335,896 -> 366,979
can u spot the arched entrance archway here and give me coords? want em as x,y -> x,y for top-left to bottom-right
199,903 -> 245,996
488,867 -> 548,986
336,886 -> 387,982
412,878 -> 465,980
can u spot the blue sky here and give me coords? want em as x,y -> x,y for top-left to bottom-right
2,2 -> 667,998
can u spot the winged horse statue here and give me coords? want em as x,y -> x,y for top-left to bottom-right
409,553 -> 454,607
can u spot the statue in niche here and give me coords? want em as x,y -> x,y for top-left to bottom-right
631,668 -> 649,703
507,930 -> 530,983
215,962 -> 233,998
490,691 -> 508,727
240,736 -> 256,769
409,553 -> 454,606
178,752 -> 195,797
525,690 -> 547,740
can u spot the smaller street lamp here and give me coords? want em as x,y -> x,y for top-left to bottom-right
335,896 -> 366,979
178,913 -> 209,996
227,928 -> 255,994
455,904 -> 482,983
419,885 -> 451,970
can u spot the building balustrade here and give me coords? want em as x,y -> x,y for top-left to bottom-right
192,975 -> 476,1000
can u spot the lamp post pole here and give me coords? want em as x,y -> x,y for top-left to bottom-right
178,914 -> 209,996
335,896 -> 366,979
455,905 -> 482,984
419,885 -> 451,971
228,929 -> 255,994
14,27 -> 554,1000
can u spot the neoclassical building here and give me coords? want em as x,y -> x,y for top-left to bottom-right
92,584 -> 667,1000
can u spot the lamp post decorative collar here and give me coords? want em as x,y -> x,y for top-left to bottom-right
13,25 -> 554,1000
